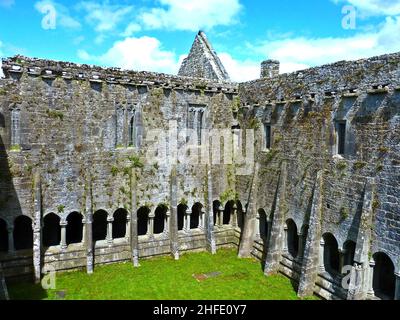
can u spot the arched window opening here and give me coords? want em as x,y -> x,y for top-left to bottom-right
258,209 -> 268,240
223,201 -> 232,225
154,205 -> 167,234
66,212 -> 83,245
237,201 -> 245,229
286,219 -> 299,258
213,200 -> 220,226
191,203 -> 202,229
93,210 -> 108,242
113,209 -> 127,239
323,233 -> 340,274
13,216 -> 33,251
43,213 -> 61,247
343,240 -> 356,267
138,207 -> 150,236
0,218 -> 8,252
373,252 -> 395,300
177,204 -> 186,231
129,115 -> 136,147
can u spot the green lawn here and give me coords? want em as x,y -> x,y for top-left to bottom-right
8,248 -> 317,300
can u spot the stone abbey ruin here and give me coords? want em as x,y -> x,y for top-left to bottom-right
0,31 -> 399,300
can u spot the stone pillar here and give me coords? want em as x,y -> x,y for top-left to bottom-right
367,259 -> 375,296
60,221 -> 68,250
231,203 -> 238,228
107,216 -> 114,246
297,171 -> 324,298
283,225 -> 288,253
85,177 -> 94,274
205,164 -> 216,254
200,209 -> 206,230
125,215 -> 131,242
255,212 -> 261,240
7,227 -> 14,253
169,165 -> 180,260
217,205 -> 224,227
185,209 -> 191,232
130,168 -> 139,267
395,273 -> 400,300
32,172 -> 42,284
148,211 -> 155,238
319,239 -> 325,272
164,211 -> 170,236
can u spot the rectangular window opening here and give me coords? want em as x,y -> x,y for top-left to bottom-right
264,124 -> 271,150
337,121 -> 346,155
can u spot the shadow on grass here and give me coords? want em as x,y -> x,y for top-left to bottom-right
7,281 -> 49,300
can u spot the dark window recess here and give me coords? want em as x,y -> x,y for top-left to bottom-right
264,124 -> 271,149
338,122 -> 346,155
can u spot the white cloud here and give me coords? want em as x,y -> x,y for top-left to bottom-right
122,22 -> 142,37
77,1 -> 133,32
77,36 -> 180,75
140,0 -> 242,31
219,53 -> 260,82
332,0 -> 400,17
34,1 -> 81,29
249,16 -> 400,74
0,0 -> 14,8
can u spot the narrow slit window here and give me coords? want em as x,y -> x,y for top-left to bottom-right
264,124 -> 271,149
129,115 -> 136,147
338,121 -> 346,155
11,109 -> 21,146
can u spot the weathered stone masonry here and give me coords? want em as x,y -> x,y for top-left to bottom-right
0,33 -> 399,300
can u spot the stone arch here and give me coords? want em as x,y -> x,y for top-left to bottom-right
0,218 -> 8,252
66,212 -> 83,245
258,208 -> 268,240
223,201 -> 233,225
322,233 -> 340,274
372,252 -> 396,300
177,204 -> 186,231
286,219 -> 299,258
13,215 -> 33,251
343,240 -> 356,267
154,205 -> 167,234
212,200 -> 220,226
191,203 -> 202,229
138,206 -> 150,236
113,209 -> 127,239
93,210 -> 108,242
43,213 -> 61,247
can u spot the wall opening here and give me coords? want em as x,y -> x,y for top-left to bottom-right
191,203 -> 202,229
177,204 -> 186,231
13,216 -> 33,251
264,123 -> 272,150
66,212 -> 83,245
343,240 -> 356,267
113,209 -> 127,239
213,200 -> 220,226
0,218 -> 8,252
286,219 -> 299,258
373,252 -> 395,300
154,205 -> 167,234
237,201 -> 245,229
337,121 -> 346,155
137,207 -> 150,236
223,201 -> 232,225
129,115 -> 136,147
323,233 -> 340,274
43,213 -> 61,247
258,209 -> 268,240
93,210 -> 108,242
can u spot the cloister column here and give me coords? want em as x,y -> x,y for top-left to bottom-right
169,165 -> 180,260
367,259 -> 375,297
164,211 -> 170,237
218,204 -> 224,227
395,273 -> 400,300
148,211 -> 155,238
125,215 -> 131,242
231,203 -> 238,228
7,226 -> 14,253
200,209 -> 206,230
85,177 -> 94,274
107,216 -> 114,247
60,221 -> 67,251
185,209 -> 191,233
32,172 -> 42,284
319,239 -> 325,272
283,225 -> 288,253
130,167 -> 139,267
255,212 -> 261,240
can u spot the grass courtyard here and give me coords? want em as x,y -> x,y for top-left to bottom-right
8,248 -> 317,300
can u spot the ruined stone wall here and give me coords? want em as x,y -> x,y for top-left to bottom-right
239,52 -> 400,299
0,56 -> 239,279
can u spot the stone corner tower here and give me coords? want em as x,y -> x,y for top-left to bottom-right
178,31 -> 230,81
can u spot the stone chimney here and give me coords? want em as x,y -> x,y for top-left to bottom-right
260,60 -> 280,79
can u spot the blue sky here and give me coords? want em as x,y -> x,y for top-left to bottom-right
1,0 -> 400,81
